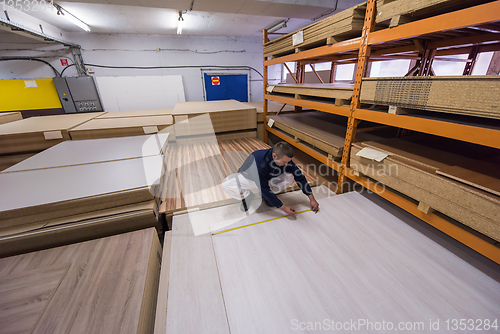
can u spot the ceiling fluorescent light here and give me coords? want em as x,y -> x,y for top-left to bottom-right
177,11 -> 184,35
267,19 -> 288,33
54,4 -> 90,32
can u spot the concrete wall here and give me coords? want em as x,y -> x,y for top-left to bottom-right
0,32 -> 267,102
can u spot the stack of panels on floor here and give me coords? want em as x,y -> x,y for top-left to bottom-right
360,76 -> 500,119
263,3 -> 366,58
350,138 -> 500,241
0,112 -> 22,125
95,108 -> 173,119
0,228 -> 161,334
0,112 -> 104,171
375,0 -> 494,26
244,101 -> 297,141
69,115 -> 175,140
157,137 -> 317,215
267,111 -> 388,159
0,134 -> 168,257
172,100 -> 257,140
269,83 -> 353,103
159,188 -> 500,333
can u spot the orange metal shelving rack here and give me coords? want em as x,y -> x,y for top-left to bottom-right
262,0 -> 500,264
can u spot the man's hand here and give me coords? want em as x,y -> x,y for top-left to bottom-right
310,198 -> 319,213
281,205 -> 296,216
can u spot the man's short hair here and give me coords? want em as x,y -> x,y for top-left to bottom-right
273,141 -> 294,158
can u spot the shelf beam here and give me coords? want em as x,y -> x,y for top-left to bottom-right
354,108 -> 500,149
368,1 -> 500,46
264,94 -> 351,117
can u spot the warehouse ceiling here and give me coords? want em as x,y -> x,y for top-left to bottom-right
16,0 -> 365,37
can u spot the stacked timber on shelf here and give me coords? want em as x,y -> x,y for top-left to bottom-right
0,112 -> 104,171
350,138 -> 500,242
95,108 -> 173,119
360,76 -> 500,119
245,101 -> 296,141
263,3 -> 366,58
268,83 -> 354,105
375,0 -> 494,27
0,111 -> 22,125
69,114 -> 175,140
267,111 -> 391,160
172,100 -> 257,140
0,228 -> 161,334
0,134 -> 168,257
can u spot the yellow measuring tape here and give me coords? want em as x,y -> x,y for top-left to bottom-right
211,209 -> 312,235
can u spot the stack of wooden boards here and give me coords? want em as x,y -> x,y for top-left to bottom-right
0,134 -> 168,257
158,187 -> 500,333
264,0 -> 493,58
375,0 -> 494,27
0,228 -> 161,334
350,138 -> 500,242
244,101 -> 296,141
263,3 -> 366,58
268,83 -> 354,105
0,111 -> 22,125
69,109 -> 174,140
0,112 -> 104,171
267,111 -> 393,160
172,100 -> 257,140
360,76 -> 500,119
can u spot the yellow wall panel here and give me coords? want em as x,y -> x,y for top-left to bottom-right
0,78 -> 62,112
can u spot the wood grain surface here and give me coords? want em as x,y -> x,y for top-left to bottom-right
159,138 -> 316,214
209,192 -> 500,333
0,112 -> 22,125
0,228 -> 161,334
96,108 -> 173,119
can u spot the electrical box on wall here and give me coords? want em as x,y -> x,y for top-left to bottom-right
53,76 -> 104,113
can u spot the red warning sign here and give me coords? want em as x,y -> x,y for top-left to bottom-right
211,76 -> 220,85
60,59 -> 69,66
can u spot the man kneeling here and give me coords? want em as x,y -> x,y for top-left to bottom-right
221,141 -> 319,216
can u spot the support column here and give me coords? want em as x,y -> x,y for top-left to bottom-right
70,46 -> 87,77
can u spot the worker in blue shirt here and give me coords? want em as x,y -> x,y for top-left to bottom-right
221,141 -> 319,216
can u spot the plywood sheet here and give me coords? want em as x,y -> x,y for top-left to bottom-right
360,76 -> 500,119
0,155 -> 162,229
0,228 -> 161,334
3,134 -> 169,173
210,192 -> 500,333
436,165 -> 500,197
0,201 -> 158,258
0,112 -> 22,125
69,115 -> 174,140
272,82 -> 354,100
0,113 -> 105,155
96,108 -> 173,119
166,215 -> 230,334
172,99 -> 254,115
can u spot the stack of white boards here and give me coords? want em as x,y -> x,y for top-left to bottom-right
69,114 -> 174,140
0,228 -> 161,334
0,134 -> 168,257
350,138 -> 500,241
157,186 -> 500,333
172,100 -> 257,140
360,76 -> 500,119
0,112 -> 22,125
0,113 -> 104,171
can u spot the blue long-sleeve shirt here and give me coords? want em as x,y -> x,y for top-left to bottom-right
238,148 -> 312,208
